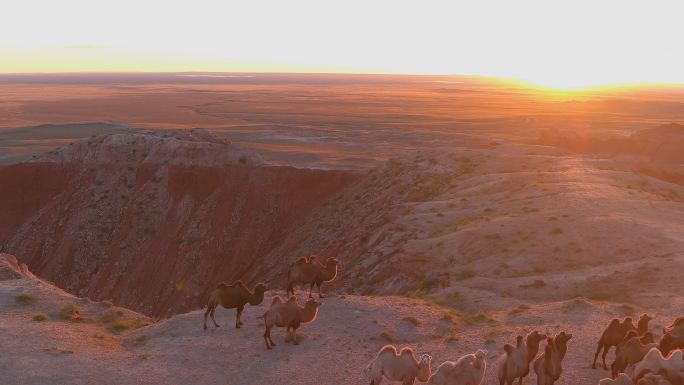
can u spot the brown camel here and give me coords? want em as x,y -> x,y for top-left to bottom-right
203,280 -> 268,330
498,330 -> 547,385
593,317 -> 637,370
533,337 -> 563,385
262,295 -> 321,349
286,255 -> 339,298
660,316 -> 684,356
611,330 -> 659,378
638,314 -> 654,336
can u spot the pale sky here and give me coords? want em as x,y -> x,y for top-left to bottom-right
2,0 -> 684,88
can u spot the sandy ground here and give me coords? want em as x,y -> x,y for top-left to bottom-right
2,255 -> 682,385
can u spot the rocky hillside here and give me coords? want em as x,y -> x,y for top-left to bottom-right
2,130 -> 684,321
0,131 -> 358,316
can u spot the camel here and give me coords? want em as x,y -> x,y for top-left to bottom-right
203,280 -> 268,330
630,348 -> 684,385
528,331 -> 572,385
367,345 -> 432,385
660,317 -> 684,356
638,314 -> 654,336
598,373 -> 634,385
593,317 -> 638,370
262,295 -> 321,349
428,349 -> 487,385
498,330 -> 547,385
286,255 -> 339,298
533,334 -> 568,385
636,372 -> 674,385
612,330 -> 659,378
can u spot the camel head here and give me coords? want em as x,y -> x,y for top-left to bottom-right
556,331 -> 573,344
528,331 -> 547,346
473,349 -> 487,369
623,317 -> 636,329
543,337 -> 562,378
325,257 -> 339,269
515,335 -> 524,347
417,353 -> 433,382
640,314 -> 654,323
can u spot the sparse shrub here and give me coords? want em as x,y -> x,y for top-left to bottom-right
418,277 -> 440,292
509,304 -> 531,315
548,216 -> 558,221
549,227 -> 563,235
59,303 -> 82,321
520,280 -> 546,289
238,156 -> 248,164
456,269 -> 475,280
133,335 -> 147,346
485,338 -> 495,344
484,233 -> 501,241
32,313 -> 48,322
108,320 -> 134,334
379,331 -> 394,342
100,310 -> 124,323
15,293 -> 35,305
402,316 -> 420,326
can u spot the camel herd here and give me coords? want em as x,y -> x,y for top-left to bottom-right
201,255 -> 684,385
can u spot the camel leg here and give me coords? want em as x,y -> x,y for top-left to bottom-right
370,376 -> 383,385
601,345 -> 611,370
308,283 -> 314,298
317,282 -> 325,298
292,326 -> 300,345
209,306 -> 220,328
286,282 -> 293,297
592,340 -> 604,369
203,307 -> 210,330
263,327 -> 272,350
235,304 -> 244,328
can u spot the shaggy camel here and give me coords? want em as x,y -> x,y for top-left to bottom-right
533,336 -> 566,385
660,317 -> 684,356
262,295 -> 320,350
598,373 -> 634,385
531,331 -> 572,385
428,349 -> 487,385
637,372 -> 675,385
203,280 -> 268,330
593,317 -> 638,370
498,331 -> 547,385
630,348 -> 684,385
286,255 -> 339,298
612,330 -> 659,378
367,345 -> 432,385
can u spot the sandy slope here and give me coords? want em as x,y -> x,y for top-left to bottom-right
3,254 -> 682,385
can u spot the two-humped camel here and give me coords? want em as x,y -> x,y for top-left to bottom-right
262,295 -> 321,350
593,317 -> 638,370
367,345 -> 433,385
287,255 -> 339,298
428,349 -> 487,385
498,330 -> 547,385
203,280 -> 268,329
533,332 -> 571,385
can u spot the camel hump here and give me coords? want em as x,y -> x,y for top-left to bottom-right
667,316 -> 684,331
608,318 -> 620,328
271,296 -> 284,306
216,282 -> 230,289
292,256 -> 311,266
624,330 -> 638,341
503,343 -> 515,355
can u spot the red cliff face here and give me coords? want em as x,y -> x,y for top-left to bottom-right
0,161 -> 358,316
0,132 -> 359,317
